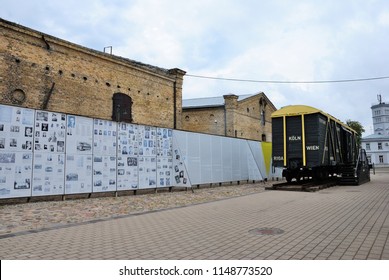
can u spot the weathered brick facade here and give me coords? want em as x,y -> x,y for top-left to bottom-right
0,18 -> 185,129
182,92 -> 276,141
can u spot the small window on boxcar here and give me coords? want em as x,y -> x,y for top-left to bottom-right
112,93 -> 132,122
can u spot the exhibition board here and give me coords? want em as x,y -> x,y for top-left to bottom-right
0,104 -> 270,199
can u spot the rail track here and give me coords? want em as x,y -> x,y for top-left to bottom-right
265,178 -> 338,192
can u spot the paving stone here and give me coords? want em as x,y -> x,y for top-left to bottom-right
0,172 -> 388,259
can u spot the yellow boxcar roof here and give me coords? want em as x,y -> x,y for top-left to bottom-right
271,105 -> 356,133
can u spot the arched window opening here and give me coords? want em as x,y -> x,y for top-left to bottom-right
112,93 -> 132,123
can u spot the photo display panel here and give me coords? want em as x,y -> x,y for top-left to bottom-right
156,127 -> 173,157
138,125 -> 156,156
0,105 -> 34,198
93,119 -> 117,155
65,154 -> 93,194
157,157 -> 173,187
0,152 -> 32,198
156,127 -> 173,188
34,110 -> 66,153
32,110 -> 66,196
65,115 -> 93,194
32,153 -> 65,196
138,125 -> 157,189
117,123 -> 139,190
0,104 -> 35,152
66,115 -> 93,154
93,155 -> 117,192
138,156 -> 157,189
92,119 -> 117,192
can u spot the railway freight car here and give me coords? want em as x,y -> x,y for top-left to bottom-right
271,105 -> 370,185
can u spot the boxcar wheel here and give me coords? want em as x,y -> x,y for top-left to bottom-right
286,174 -> 292,183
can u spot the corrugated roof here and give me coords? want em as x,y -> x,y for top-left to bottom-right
182,94 -> 254,108
362,133 -> 389,140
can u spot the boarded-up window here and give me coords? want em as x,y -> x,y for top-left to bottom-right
112,93 -> 132,122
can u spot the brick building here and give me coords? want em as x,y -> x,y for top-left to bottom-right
0,18 -> 185,129
182,92 -> 276,141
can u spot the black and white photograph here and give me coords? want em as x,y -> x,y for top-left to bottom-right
36,111 -> 48,121
24,127 -> 33,137
67,116 -> 75,128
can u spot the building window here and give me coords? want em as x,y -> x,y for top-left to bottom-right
378,143 -> 383,150
261,109 -> 265,126
112,93 -> 132,122
185,115 -> 190,121
366,143 -> 370,150
262,134 -> 266,141
379,155 -> 384,163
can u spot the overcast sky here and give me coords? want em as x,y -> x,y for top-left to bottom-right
2,0 -> 389,136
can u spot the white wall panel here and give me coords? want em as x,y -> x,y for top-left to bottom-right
248,141 -> 266,179
187,133 -> 201,185
211,136 -> 223,183
222,137 -> 233,182
239,140 -> 250,180
199,134 -> 212,183
173,130 -> 268,186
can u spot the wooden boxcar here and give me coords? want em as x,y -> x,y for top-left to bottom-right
271,105 -> 363,183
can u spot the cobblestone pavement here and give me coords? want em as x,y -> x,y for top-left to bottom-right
0,172 -> 388,260
0,182 -> 268,236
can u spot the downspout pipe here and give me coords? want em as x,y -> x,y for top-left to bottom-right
173,81 -> 177,129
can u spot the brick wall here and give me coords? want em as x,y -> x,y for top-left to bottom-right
0,18 -> 185,129
182,93 -> 276,141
